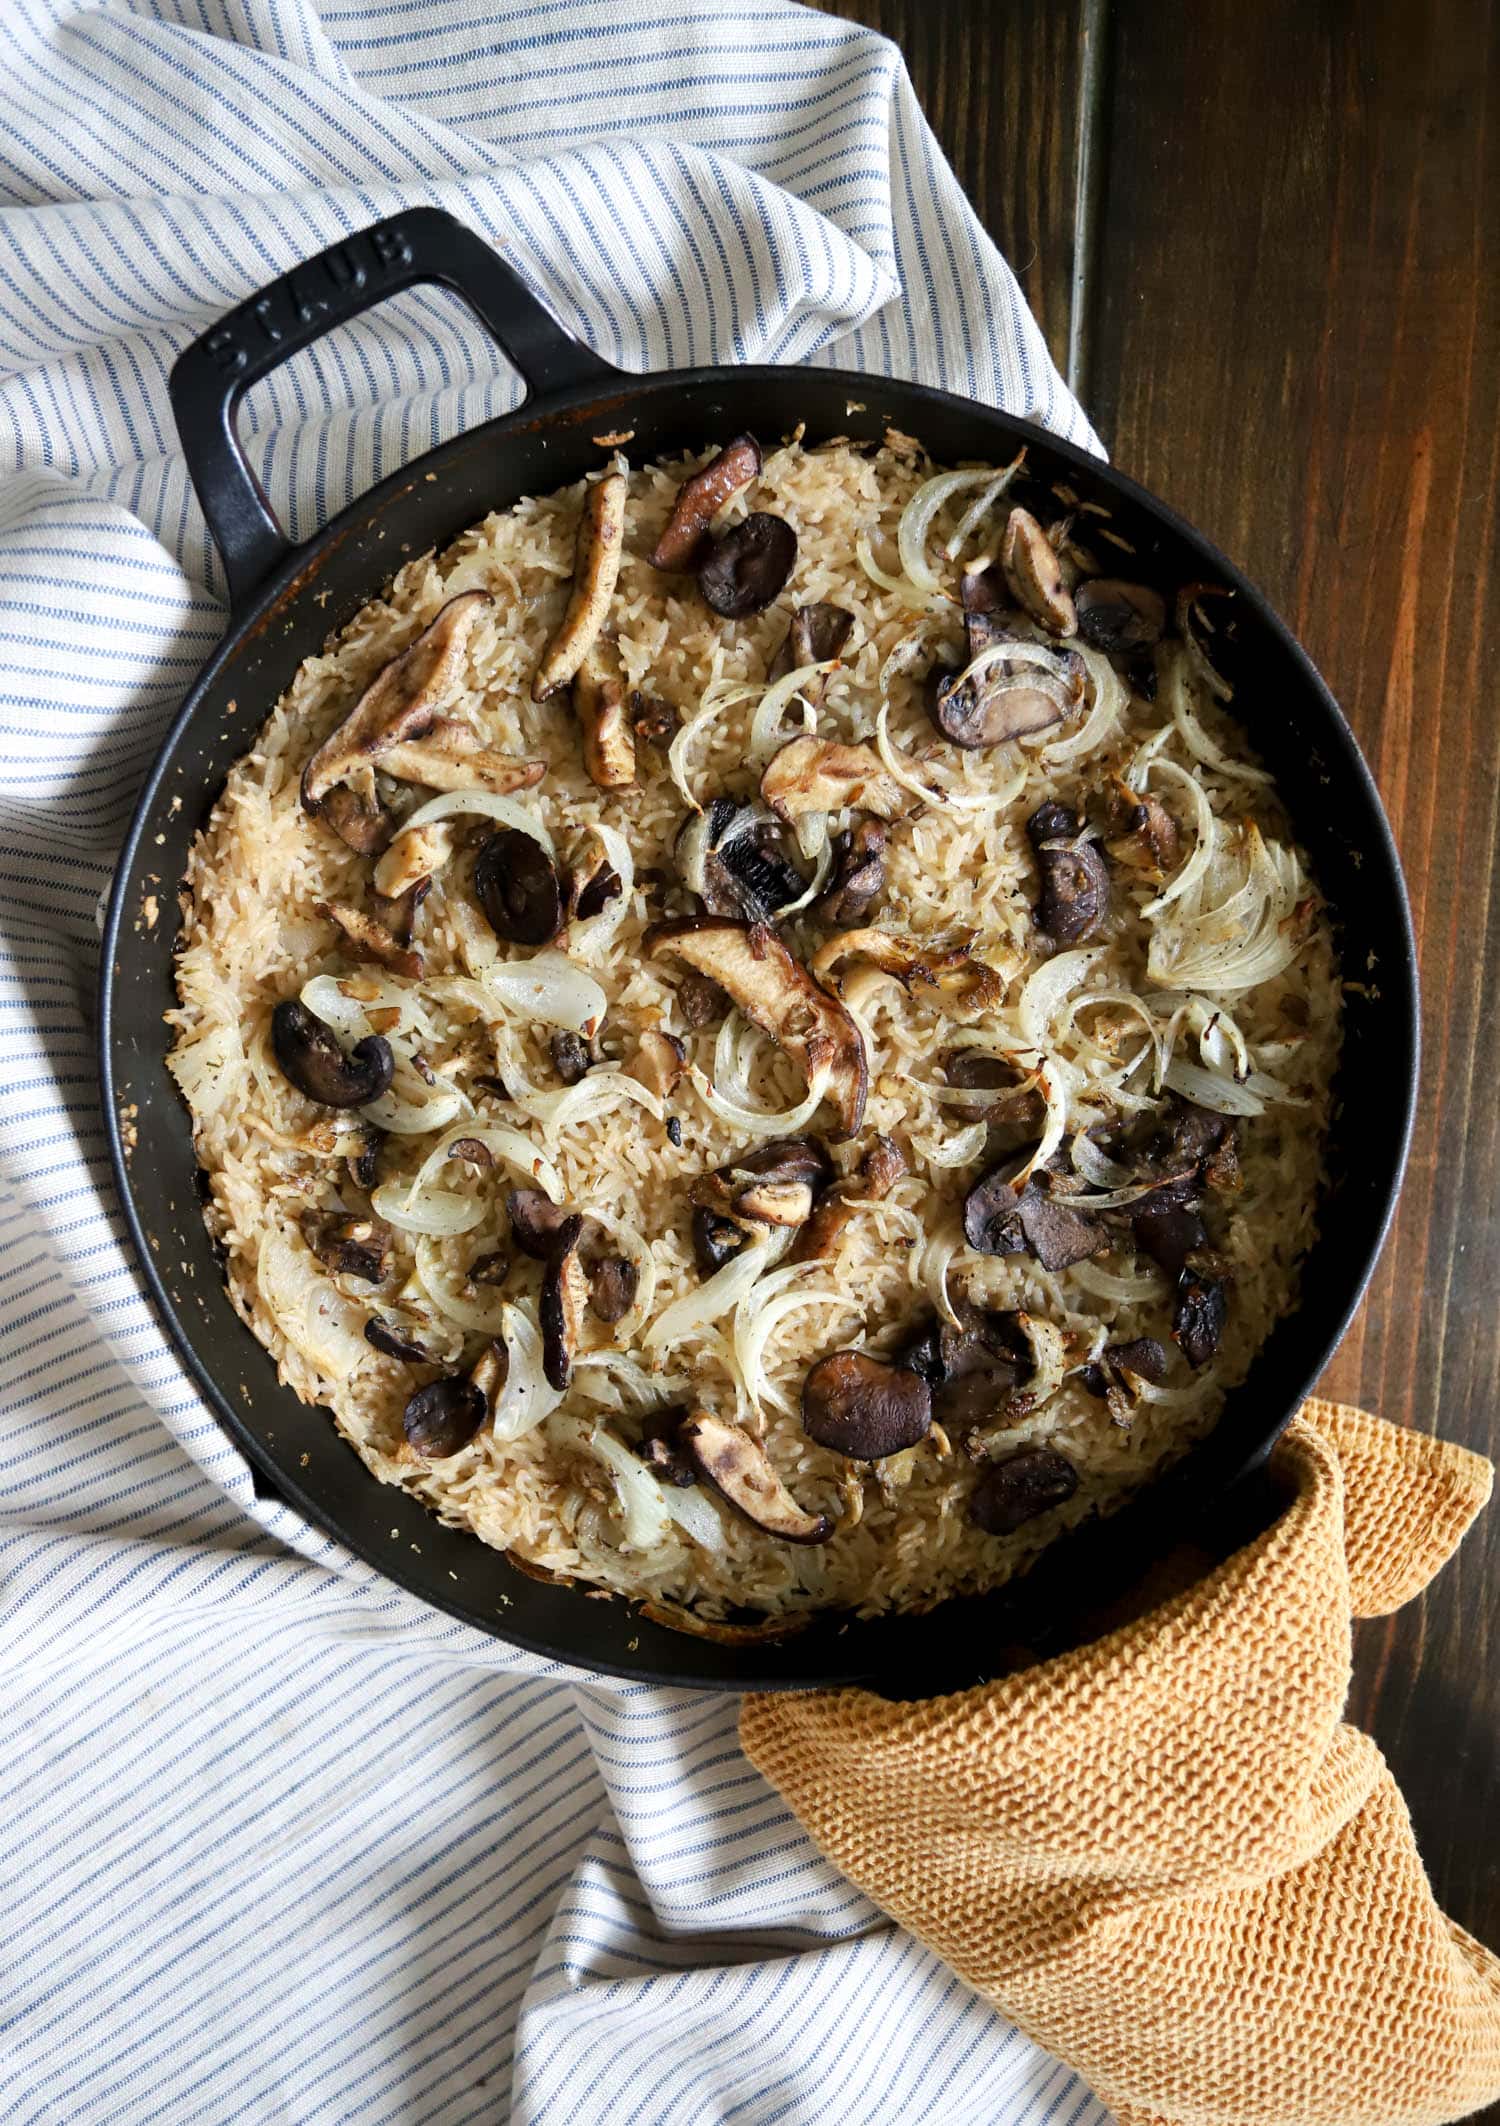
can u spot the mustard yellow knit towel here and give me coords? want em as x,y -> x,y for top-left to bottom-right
740,1401 -> 1500,2126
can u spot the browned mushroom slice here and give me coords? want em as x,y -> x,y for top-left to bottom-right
636,1404 -> 696,1486
379,721 -> 546,796
970,1444 -> 1078,1535
403,1372 -> 489,1458
899,1303 -> 1031,1432
533,472 -> 628,701
507,1186 -> 578,1261
551,1031 -> 593,1085
809,927 -> 1006,1008
674,801 -> 808,923
629,1030 -> 686,1099
539,1214 -> 589,1390
815,817 -> 887,928
630,690 -> 679,749
588,1255 -> 639,1325
676,972 -> 726,1029
1075,579 -> 1166,655
468,1249 -> 510,1288
271,999 -> 394,1109
572,639 -> 637,790
940,1050 -> 1045,1130
348,1124 -> 384,1192
319,784 -> 392,856
1001,506 -> 1076,635
304,1212 -> 393,1285
1103,775 -> 1180,876
302,590 -> 491,831
1025,800 -> 1110,943
1079,1336 -> 1169,1402
734,1178 -> 814,1227
697,513 -> 797,618
368,1315 -> 446,1365
766,601 -> 856,702
791,1132 -> 907,1264
645,916 -> 868,1134
691,1205 -> 750,1274
474,828 -> 565,946
962,1147 -> 1106,1271
801,1350 -> 932,1460
679,1410 -> 833,1544
649,434 -> 762,572
570,850 -> 624,923
928,563 -> 1085,748
469,1337 -> 509,1412
316,899 -> 423,979
760,738 -> 905,824
1173,1270 -> 1229,1367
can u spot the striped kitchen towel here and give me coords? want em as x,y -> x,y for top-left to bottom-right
0,3 -> 1106,2121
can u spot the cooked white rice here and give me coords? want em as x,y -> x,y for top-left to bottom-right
167,434 -> 1341,1624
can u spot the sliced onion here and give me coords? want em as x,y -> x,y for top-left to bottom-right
1054,987 -> 1166,1091
394,787 -> 556,855
360,1080 -> 468,1136
915,1222 -> 964,1329
856,530 -> 942,607
1069,1257 -> 1167,1305
1070,1134 -> 1131,1188
909,1117 -> 989,1169
1162,642 -> 1271,784
571,1351 -> 688,1410
404,1120 -> 563,1210
1136,759 -> 1219,919
873,688 -> 1012,815
509,1069 -> 665,1137
899,467 -> 1005,597
659,1480 -> 728,1551
688,1062 -> 832,1138
1021,1056 -> 1074,1180
667,673 -> 758,810
371,1179 -> 485,1237
1176,590 -> 1235,703
414,1235 -> 508,1336
550,1411 -> 674,1552
438,953 -> 607,1036
1041,644 -> 1123,765
579,1208 -> 657,1341
1161,1059 -> 1268,1115
492,1299 -> 563,1443
1148,824 -> 1310,992
1017,947 -> 1106,1051
732,1263 -> 852,1418
257,1228 -> 369,1381
942,450 -> 1026,560
1017,1312 -> 1070,1405
643,1239 -> 772,1356
748,660 -> 838,766
570,822 -> 633,964
771,831 -> 833,918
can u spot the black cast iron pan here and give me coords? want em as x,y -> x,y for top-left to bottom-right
100,209 -> 1418,1691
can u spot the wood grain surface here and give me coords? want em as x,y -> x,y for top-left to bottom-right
820,0 -> 1500,2030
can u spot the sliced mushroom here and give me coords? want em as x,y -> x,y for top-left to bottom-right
270,999 -> 394,1110
629,1030 -> 686,1099
318,784 -> 391,857
1000,506 -> 1076,635
469,1337 -> 509,1413
533,472 -> 628,701
1075,579 -> 1166,655
446,1136 -> 493,1170
792,1132 -> 907,1264
645,916 -> 868,1134
506,1187 -> 579,1260
636,1404 -> 696,1487
379,721 -> 546,797
962,1147 -> 1107,1272
367,1314 -> 445,1365
348,1124 -> 384,1192
735,1178 -> 815,1227
969,1444 -> 1078,1535
676,972 -> 726,1029
402,1372 -> 489,1458
539,1214 -> 589,1390
551,1031 -> 593,1085
474,827 -> 565,946
1133,1204 -> 1208,1274
674,798 -> 807,923
693,1134 -> 832,1236
810,927 -> 1006,1008
571,856 -> 623,924
1103,775 -> 1180,876
766,602 -> 856,702
1079,1336 -> 1168,1400
650,434 -> 762,572
691,1205 -> 751,1274
588,1255 -> 639,1325
630,690 -> 679,749
760,737 -> 905,824
697,513 -> 797,618
316,898 -> 423,979
1026,800 -> 1110,943
304,1213 -> 393,1285
940,1050 -> 1045,1131
468,1249 -> 509,1288
815,817 -> 887,928
572,639 -> 636,790
1173,1271 -> 1229,1367
801,1350 -> 932,1460
928,564 -> 1085,748
898,1303 -> 1031,1432
680,1410 -> 833,1543
301,591 -> 491,835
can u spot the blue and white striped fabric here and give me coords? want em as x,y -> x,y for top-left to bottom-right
0,4 -> 1109,2120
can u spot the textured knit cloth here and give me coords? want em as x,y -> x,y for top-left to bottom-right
743,1400 -> 1500,2126
0,4 -> 1108,2124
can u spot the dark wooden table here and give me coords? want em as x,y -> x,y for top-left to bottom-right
818,0 -> 1500,2067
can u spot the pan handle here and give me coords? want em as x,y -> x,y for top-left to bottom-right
170,206 -> 623,611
